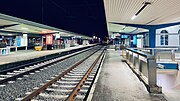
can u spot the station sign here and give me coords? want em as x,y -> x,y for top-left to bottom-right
16,36 -> 21,46
46,34 -> 53,45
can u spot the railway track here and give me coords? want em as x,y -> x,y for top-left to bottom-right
17,47 -> 106,101
0,46 -> 100,85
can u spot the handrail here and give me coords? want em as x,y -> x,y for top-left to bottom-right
125,48 -> 154,59
130,47 -> 178,61
123,48 -> 162,93
131,47 -> 178,50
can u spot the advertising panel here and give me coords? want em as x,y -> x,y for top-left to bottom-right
16,36 -> 21,46
46,34 -> 53,45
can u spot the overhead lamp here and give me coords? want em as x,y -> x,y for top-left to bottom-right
21,27 -> 28,30
122,26 -> 126,29
93,36 -> 96,39
8,34 -> 13,36
42,31 -> 47,33
131,15 -> 137,20
131,1 -> 151,20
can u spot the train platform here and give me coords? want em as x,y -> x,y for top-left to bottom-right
0,44 -> 95,67
91,49 -> 166,101
157,69 -> 180,101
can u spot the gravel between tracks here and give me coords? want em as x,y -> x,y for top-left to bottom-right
35,49 -> 103,101
0,46 -> 101,101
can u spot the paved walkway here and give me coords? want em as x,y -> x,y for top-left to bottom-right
157,69 -> 180,101
0,45 -> 94,65
91,49 -> 166,101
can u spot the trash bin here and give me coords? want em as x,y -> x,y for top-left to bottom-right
47,45 -> 54,50
35,46 -> 43,51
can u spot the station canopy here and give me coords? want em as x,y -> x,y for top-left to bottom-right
0,0 -> 180,39
0,0 -> 107,40
0,14 -> 92,39
104,0 -> 180,36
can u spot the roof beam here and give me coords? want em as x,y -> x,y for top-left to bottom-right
0,24 -> 19,29
110,21 -> 180,30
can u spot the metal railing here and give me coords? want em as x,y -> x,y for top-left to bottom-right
123,48 -> 162,93
132,48 -> 178,61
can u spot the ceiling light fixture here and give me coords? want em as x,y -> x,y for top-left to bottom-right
21,27 -> 28,30
8,34 -> 13,36
131,1 -> 151,20
122,26 -> 126,30
131,15 -> 137,20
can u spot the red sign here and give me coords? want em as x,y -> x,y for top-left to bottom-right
46,34 -> 53,44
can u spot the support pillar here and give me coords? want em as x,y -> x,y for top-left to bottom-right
149,28 -> 156,48
130,35 -> 133,48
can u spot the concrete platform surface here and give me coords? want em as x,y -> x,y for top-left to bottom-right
91,49 -> 166,101
0,45 -> 94,65
157,69 -> 180,101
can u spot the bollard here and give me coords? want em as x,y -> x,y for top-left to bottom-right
171,50 -> 175,61
147,55 -> 162,93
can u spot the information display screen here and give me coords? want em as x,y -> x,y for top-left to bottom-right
121,35 -> 128,38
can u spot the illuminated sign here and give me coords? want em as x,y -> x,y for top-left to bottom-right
16,36 -> 21,46
46,34 -> 53,44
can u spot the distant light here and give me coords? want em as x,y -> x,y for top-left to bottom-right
8,34 -> 12,36
42,31 -> 47,33
21,27 -> 28,30
131,15 -> 137,20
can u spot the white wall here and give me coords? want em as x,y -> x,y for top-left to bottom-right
156,35 -> 160,46
169,35 -> 179,46
137,35 -> 143,48
156,34 -> 179,46
156,25 -> 180,33
156,25 -> 180,47
125,38 -> 130,47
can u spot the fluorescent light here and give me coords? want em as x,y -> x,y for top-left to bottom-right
8,34 -> 12,35
131,2 -> 151,20
21,27 -> 28,30
42,31 -> 47,33
131,15 -> 137,20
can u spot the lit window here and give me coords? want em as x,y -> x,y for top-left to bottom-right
160,30 -> 168,45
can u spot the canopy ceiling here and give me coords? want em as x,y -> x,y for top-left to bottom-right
104,0 -> 180,36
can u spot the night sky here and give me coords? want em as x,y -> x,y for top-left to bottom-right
0,0 -> 108,39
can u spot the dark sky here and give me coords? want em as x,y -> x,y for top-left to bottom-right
0,0 -> 108,39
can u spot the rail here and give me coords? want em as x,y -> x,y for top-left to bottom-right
131,48 -> 178,61
21,47 -> 105,101
123,48 -> 162,93
66,48 -> 105,100
0,45 -> 99,84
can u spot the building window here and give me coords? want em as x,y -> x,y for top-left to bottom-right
160,30 -> 168,45
160,35 -> 164,45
